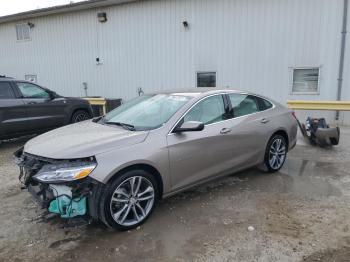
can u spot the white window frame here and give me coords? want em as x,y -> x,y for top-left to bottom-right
196,71 -> 217,88
15,23 -> 31,42
25,74 -> 37,83
290,67 -> 321,95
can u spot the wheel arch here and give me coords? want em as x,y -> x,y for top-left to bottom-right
106,163 -> 164,199
70,108 -> 92,122
270,129 -> 289,150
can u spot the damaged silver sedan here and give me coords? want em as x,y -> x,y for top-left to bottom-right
15,89 -> 297,230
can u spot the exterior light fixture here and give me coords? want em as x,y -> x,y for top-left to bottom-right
97,12 -> 107,23
27,22 -> 35,28
182,21 -> 189,29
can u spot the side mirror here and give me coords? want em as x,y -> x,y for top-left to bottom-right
173,121 -> 204,133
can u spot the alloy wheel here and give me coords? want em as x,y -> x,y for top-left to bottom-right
110,176 -> 155,227
268,138 -> 286,170
74,113 -> 89,122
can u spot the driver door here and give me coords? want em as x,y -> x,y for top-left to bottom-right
15,82 -> 66,130
167,94 -> 236,191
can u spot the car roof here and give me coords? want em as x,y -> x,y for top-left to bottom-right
147,88 -> 246,97
0,77 -> 39,85
0,76 -> 15,81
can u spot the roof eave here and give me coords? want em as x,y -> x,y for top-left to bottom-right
0,0 -> 138,24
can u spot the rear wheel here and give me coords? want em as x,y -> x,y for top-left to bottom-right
100,169 -> 158,231
71,110 -> 90,123
264,135 -> 287,172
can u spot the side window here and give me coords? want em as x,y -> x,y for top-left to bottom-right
17,82 -> 50,99
256,97 -> 273,111
228,94 -> 259,118
0,82 -> 15,99
183,95 -> 226,125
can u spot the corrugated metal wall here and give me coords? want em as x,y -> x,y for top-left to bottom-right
0,0 -> 347,122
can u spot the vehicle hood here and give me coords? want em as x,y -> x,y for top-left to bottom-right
24,121 -> 149,159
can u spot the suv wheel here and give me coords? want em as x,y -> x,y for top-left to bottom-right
100,169 -> 158,231
71,110 -> 90,123
264,135 -> 287,172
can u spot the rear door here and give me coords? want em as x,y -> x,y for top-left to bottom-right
223,93 -> 272,168
15,82 -> 66,130
0,81 -> 27,138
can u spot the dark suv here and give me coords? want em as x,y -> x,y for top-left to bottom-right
0,77 -> 93,140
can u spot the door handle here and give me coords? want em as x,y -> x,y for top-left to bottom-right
27,101 -> 37,105
220,128 -> 232,134
260,118 -> 269,124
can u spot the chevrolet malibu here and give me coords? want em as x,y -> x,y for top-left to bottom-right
15,89 -> 297,230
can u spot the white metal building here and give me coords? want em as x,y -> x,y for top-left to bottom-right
0,0 -> 349,123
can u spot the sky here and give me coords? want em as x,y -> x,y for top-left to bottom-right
0,0 -> 86,16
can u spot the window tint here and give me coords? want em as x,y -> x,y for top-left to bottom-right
183,95 -> 226,125
256,97 -> 273,111
17,82 -> 50,99
228,94 -> 259,118
0,82 -> 15,99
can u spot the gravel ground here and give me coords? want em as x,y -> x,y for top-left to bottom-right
0,130 -> 349,262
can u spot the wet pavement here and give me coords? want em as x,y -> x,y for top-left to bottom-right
0,130 -> 349,262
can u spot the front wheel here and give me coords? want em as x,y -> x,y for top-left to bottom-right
100,170 -> 158,231
264,135 -> 287,172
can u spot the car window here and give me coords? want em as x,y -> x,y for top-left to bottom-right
104,94 -> 191,130
228,94 -> 259,118
256,97 -> 273,111
183,95 -> 226,125
0,82 -> 15,99
17,82 -> 50,99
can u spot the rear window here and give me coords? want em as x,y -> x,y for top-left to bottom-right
0,82 -> 15,99
228,94 -> 259,118
256,97 -> 273,111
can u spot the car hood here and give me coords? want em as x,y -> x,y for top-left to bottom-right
24,121 -> 149,159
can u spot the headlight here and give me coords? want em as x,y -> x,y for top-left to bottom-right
33,163 -> 97,183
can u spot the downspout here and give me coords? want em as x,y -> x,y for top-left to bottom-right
336,0 -> 348,120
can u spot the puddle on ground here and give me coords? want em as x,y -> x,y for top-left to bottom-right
223,158 -> 344,198
54,157 -> 347,261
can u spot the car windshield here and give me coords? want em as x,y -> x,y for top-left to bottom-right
103,94 -> 191,131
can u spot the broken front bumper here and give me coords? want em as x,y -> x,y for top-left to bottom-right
14,148 -> 104,220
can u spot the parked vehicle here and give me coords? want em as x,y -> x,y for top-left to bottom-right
15,89 -> 298,230
0,77 -> 93,140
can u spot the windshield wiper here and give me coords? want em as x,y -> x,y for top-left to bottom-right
105,121 -> 135,131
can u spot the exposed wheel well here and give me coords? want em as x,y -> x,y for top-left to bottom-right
271,130 -> 289,149
107,164 -> 164,199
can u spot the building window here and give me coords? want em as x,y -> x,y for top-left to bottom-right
292,68 -> 320,94
197,72 -> 216,87
15,24 -> 31,41
25,75 -> 37,83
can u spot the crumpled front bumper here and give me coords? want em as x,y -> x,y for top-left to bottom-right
14,148 -> 104,220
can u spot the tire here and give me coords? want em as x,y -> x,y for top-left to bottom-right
99,169 -> 158,231
264,134 -> 287,173
71,110 -> 90,123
